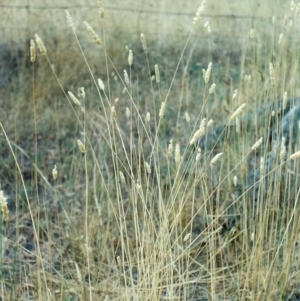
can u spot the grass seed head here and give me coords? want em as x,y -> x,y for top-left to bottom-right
116,255 -> 122,266
199,118 -> 207,131
230,103 -> 246,120
278,33 -> 283,45
145,162 -> 151,174
79,87 -> 85,99
203,62 -> 212,84
209,83 -> 216,94
155,64 -> 160,83
52,164 -> 58,180
98,78 -> 105,90
280,137 -> 286,163
128,49 -> 133,66
283,92 -> 287,110
30,39 -> 36,63
290,150 -> 300,159
159,102 -> 166,119
193,0 -> 207,25
74,262 -> 83,284
111,106 -> 116,118
140,33 -> 147,51
211,152 -> 223,164
190,118 -> 206,145
196,147 -> 201,162
119,171 -> 125,184
269,62 -> 275,86
233,175 -> 238,186
136,180 -> 142,193
251,137 -> 263,150
204,20 -> 211,33
183,233 -> 191,242
0,191 -> 8,222
124,70 -> 129,86
291,0 -> 295,10
196,147 -> 201,161
232,89 -> 238,101
65,10 -> 75,31
244,74 -> 251,82
167,139 -> 173,157
207,119 -> 214,128
99,8 -> 105,18
68,91 -> 82,106
185,112 -> 191,124
146,112 -> 150,122
196,1 -> 206,18
77,139 -> 86,153
125,107 -> 130,118
35,34 -> 47,55
84,21 -> 101,45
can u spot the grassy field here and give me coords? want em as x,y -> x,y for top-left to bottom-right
1,0 -> 300,300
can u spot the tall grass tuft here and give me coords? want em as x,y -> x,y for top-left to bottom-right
2,1 -> 300,301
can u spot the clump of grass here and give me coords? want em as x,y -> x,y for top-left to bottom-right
2,1 -> 300,301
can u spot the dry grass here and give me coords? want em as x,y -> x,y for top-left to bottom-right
1,1 -> 300,301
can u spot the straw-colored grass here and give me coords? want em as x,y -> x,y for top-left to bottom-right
1,1 -> 300,301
